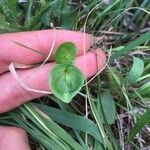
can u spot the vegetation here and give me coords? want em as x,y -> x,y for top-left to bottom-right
49,42 -> 84,103
0,0 -> 150,149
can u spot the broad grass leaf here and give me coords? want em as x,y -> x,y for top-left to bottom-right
54,42 -> 76,65
34,103 -> 103,143
49,64 -> 84,103
99,92 -> 116,124
128,109 -> 150,141
123,57 -> 144,84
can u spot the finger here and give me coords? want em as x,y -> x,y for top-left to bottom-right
0,126 -> 31,150
0,29 -> 92,74
0,49 -> 106,113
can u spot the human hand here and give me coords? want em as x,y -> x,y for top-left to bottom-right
0,29 -> 106,149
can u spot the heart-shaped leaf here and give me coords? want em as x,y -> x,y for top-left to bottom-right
54,42 -> 76,65
49,64 -> 84,103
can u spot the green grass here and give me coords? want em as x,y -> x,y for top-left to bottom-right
0,0 -> 150,149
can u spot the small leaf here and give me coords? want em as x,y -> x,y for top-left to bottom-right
54,42 -> 76,65
98,92 -> 116,124
123,57 -> 144,84
49,64 -> 84,103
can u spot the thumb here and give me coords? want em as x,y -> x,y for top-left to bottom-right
0,126 -> 31,150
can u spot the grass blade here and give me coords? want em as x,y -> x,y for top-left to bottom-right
127,109 -> 150,141
110,31 -> 150,60
132,82 -> 150,98
24,103 -> 83,150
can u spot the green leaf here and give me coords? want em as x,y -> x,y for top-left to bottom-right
123,57 -> 144,84
54,42 -> 76,65
99,92 -> 116,124
49,64 -> 84,103
110,31 -> 150,61
34,103 -> 103,142
128,109 -> 150,141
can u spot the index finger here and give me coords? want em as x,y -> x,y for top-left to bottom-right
0,29 -> 92,74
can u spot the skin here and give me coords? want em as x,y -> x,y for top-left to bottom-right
0,29 -> 106,149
